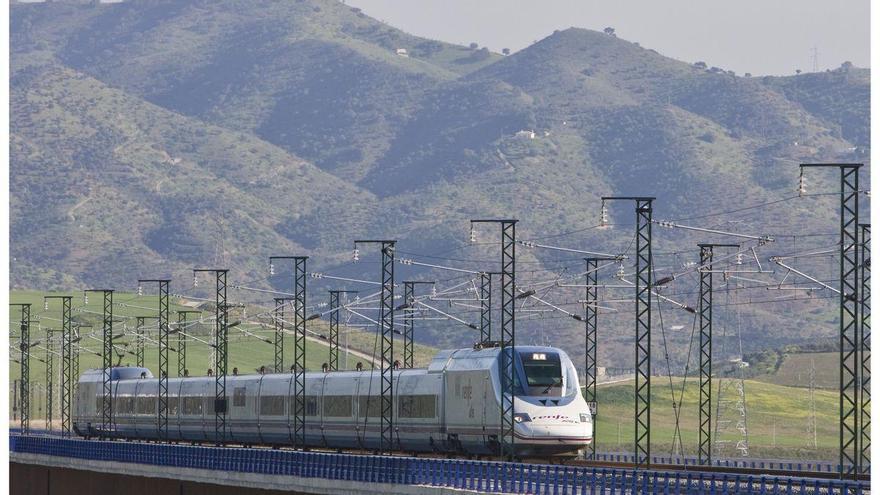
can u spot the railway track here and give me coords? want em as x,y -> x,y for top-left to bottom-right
563,458 -> 870,482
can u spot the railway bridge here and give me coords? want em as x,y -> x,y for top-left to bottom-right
10,433 -> 869,495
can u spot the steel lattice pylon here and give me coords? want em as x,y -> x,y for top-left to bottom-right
45,329 -> 55,431
140,279 -> 171,440
696,243 -> 738,465
859,223 -> 870,474
603,197 -> 654,467
583,257 -> 616,458
472,220 -> 517,459
12,304 -> 31,434
583,259 -> 599,459
177,311 -> 200,377
355,241 -> 397,452
293,257 -> 307,449
801,163 -> 861,478
194,269 -> 228,444
45,296 -> 74,437
402,281 -> 432,368
84,290 -> 114,438
269,255 -> 309,448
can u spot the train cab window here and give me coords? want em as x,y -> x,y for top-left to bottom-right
233,387 -> 247,407
520,352 -> 563,397
260,396 -> 284,416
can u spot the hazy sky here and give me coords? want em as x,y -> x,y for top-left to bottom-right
345,0 -> 869,76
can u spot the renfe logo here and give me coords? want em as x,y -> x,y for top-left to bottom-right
534,414 -> 578,424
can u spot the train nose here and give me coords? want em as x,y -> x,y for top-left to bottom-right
514,417 -> 592,441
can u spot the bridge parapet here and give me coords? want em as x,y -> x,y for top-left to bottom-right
9,435 -> 870,495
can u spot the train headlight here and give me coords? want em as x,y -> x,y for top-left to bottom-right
579,413 -> 591,423
513,413 -> 532,423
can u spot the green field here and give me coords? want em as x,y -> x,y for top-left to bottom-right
594,377 -> 841,461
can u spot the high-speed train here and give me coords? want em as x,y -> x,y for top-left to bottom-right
73,345 -> 593,456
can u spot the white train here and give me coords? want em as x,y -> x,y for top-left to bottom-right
73,345 -> 593,456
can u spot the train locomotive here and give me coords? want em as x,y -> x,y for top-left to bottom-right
73,345 -> 593,456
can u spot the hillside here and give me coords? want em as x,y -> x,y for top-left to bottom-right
9,0 -> 870,370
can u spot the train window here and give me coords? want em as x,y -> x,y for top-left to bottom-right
183,396 -> 203,415
233,387 -> 247,407
168,397 -> 179,415
305,396 -> 319,417
137,397 -> 156,415
324,396 -> 353,417
399,395 -> 436,419
358,396 -> 381,418
205,396 -> 214,414
96,397 -> 102,412
520,351 -> 563,396
260,396 -> 284,416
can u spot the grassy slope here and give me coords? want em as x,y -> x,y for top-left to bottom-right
595,378 -> 839,461
752,352 -> 839,390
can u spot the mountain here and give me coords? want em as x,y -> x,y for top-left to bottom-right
10,0 -> 870,368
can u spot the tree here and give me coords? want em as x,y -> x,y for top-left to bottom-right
840,61 -> 853,72
502,48 -> 511,56
795,69 -> 802,75
693,61 -> 707,70
603,27 -> 615,36
744,73 -> 752,78
469,42 -> 479,49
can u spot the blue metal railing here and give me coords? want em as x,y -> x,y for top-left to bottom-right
10,434 -> 867,494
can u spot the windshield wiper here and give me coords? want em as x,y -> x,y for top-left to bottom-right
541,377 -> 562,394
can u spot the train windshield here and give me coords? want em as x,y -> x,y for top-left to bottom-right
519,352 -> 563,396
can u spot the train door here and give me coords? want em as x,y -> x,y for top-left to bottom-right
318,373 -> 328,448
285,373 -> 295,446
256,375 -> 266,444
481,374 -> 489,449
132,380 -> 142,439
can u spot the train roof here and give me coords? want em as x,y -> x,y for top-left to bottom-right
78,346 -> 566,382
79,367 -> 153,381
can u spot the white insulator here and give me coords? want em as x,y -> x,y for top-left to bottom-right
192,276 -> 199,288
600,201 -> 609,227
616,263 -> 625,279
44,301 -> 49,311
469,225 -> 477,244
735,253 -> 743,265
83,294 -> 89,305
137,286 -> 143,296
269,263 -> 275,275
353,248 -> 360,262
798,171 -> 806,196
